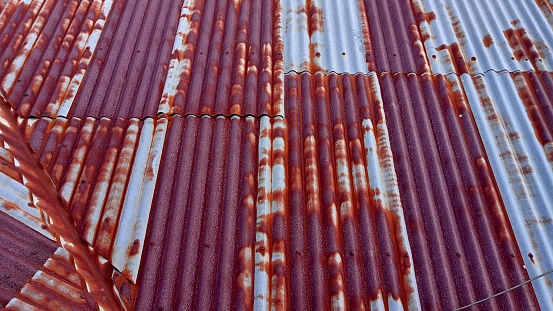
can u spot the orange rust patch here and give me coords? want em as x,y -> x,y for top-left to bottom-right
483,34 -> 493,48
503,23 -> 540,67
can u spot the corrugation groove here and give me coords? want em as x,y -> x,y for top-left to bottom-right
135,116 -> 259,310
285,72 -> 419,310
414,0 -> 553,75
360,0 -> 430,74
161,0 -> 283,117
26,116 -> 166,283
0,0 -> 114,118
378,73 -> 539,310
0,211 -> 57,309
461,71 -> 553,309
71,0 -> 183,119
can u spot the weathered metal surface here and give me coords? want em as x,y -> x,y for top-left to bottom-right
6,247 -> 99,311
284,72 -> 420,310
0,0 -> 115,118
0,97 -> 124,310
462,71 -> 553,309
0,210 -> 58,308
414,0 -> 553,74
158,0 -> 284,117
25,115 -> 167,283
283,0 -> 369,74
360,0 -> 430,74
135,115 -> 260,310
378,72 -> 539,310
71,0 -> 182,119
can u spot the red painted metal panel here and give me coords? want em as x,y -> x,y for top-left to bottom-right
162,0 -> 284,116
378,72 -> 539,310
360,0 -> 430,74
135,115 -> 259,310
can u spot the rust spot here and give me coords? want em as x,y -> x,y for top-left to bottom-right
483,34 -> 493,47
129,239 -> 140,256
528,252 -> 535,264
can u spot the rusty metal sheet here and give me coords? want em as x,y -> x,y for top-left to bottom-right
360,0 -> 431,74
282,0 -> 370,74
6,247 -> 99,310
25,115 -> 167,283
0,210 -> 58,309
0,97 -> 124,309
0,0 -> 116,118
283,72 -> 419,310
462,71 -> 553,309
414,0 -> 553,74
378,72 -> 539,310
157,0 -> 284,117
135,115 -> 260,310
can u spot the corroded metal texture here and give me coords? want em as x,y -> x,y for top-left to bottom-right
283,0 -> 369,74
0,98 -> 124,310
414,0 -> 553,74
24,116 -> 167,283
284,72 -> 419,310
157,0 -> 284,117
0,211 -> 57,309
360,0 -> 430,74
378,73 -> 539,310
6,247 -> 99,310
462,71 -> 553,308
0,0 -> 116,118
135,115 -> 260,310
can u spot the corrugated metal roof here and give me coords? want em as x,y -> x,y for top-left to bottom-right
158,0 -> 284,116
415,0 -> 553,75
283,0 -> 370,74
24,115 -> 166,283
462,71 -> 553,307
135,115 -> 260,310
0,97 -> 124,310
1,0 -> 553,309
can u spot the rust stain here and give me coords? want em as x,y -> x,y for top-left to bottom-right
483,34 -> 493,48
504,21 -> 541,69
510,73 -> 553,146
437,43 -> 469,74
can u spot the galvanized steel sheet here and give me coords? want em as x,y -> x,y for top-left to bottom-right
414,0 -> 553,74
462,71 -> 553,308
283,0 -> 370,74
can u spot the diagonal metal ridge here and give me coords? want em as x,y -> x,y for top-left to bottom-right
0,95 -> 125,311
